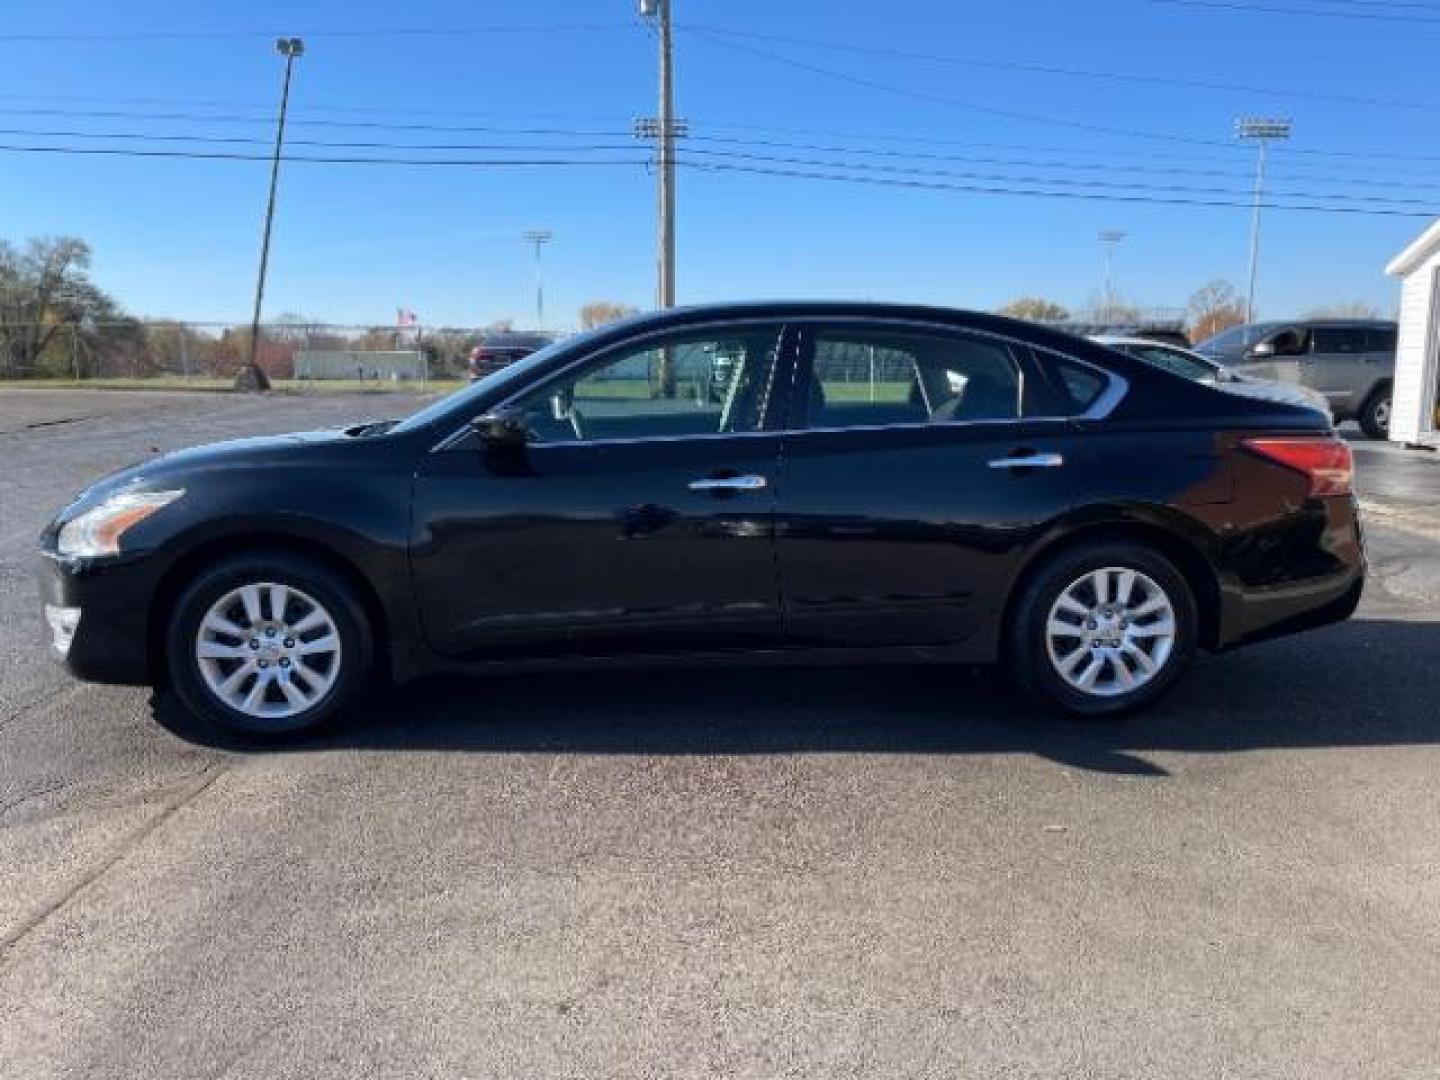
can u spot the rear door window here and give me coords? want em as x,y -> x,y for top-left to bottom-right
1310,327 -> 1368,354
800,329 -> 1023,429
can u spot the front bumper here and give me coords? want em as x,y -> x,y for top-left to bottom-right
37,551 -> 155,685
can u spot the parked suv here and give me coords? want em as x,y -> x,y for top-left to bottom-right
1195,319 -> 1397,438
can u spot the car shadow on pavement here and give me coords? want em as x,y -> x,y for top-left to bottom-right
151,617 -> 1440,776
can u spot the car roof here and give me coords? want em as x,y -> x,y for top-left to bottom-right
1297,317 -> 1395,326
596,300 -> 1135,359
1235,317 -> 1396,330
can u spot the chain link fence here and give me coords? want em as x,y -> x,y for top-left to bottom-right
0,321 -> 563,386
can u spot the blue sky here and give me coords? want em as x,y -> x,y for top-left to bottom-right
2,0 -> 1437,328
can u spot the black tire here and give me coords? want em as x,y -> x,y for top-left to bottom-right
1006,540 -> 1198,718
165,551 -> 374,737
1358,387 -> 1392,440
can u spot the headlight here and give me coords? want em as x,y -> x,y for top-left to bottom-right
56,490 -> 184,558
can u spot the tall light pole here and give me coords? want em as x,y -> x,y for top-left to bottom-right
522,229 -> 552,328
1236,117 -> 1291,325
239,36 -> 304,392
1098,229 -> 1126,322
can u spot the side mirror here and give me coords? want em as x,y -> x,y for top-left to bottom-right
470,407 -> 529,449
1246,341 -> 1276,359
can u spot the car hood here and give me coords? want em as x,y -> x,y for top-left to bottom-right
72,428 -> 357,506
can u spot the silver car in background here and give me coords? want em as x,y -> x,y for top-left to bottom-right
1093,336 -> 1333,420
1193,319 -> 1396,438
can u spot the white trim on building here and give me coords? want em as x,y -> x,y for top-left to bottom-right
1385,219 -> 1440,447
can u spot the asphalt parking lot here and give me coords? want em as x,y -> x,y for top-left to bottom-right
3,388 -> 1440,1078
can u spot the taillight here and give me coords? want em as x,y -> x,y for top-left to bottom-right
1242,436 -> 1354,497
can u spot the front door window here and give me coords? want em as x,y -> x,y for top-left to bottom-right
513,328 -> 785,444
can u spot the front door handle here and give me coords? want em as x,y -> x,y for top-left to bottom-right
988,452 -> 1064,470
688,474 -> 768,493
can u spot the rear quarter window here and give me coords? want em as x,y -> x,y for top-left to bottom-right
1044,356 -> 1108,415
1366,327 -> 1398,352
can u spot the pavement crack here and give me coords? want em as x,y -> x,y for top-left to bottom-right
0,683 -> 86,733
0,762 -> 230,965
0,780 -> 71,817
0,414 -> 97,436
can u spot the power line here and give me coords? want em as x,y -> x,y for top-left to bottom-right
687,133 -> 1440,190
683,22 -> 1440,113
5,121 -> 1436,191
0,22 -> 635,43
681,26 -> 1243,153
676,146 -> 1440,207
5,97 -> 1440,169
0,126 -> 647,155
678,159 -> 1438,217
0,91 -> 646,128
0,143 -> 650,168
1149,0 -> 1440,23
0,138 -> 1430,213
683,28 -> 1440,166
0,104 -> 632,137
5,122 -> 1439,193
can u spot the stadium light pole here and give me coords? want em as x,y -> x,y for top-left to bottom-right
239,36 -> 304,392
1098,229 -> 1126,322
1236,117 -> 1291,325
522,229 -> 553,328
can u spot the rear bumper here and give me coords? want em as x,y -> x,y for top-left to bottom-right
1214,495 -> 1366,649
36,550 -> 155,685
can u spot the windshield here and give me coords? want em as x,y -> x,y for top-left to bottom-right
390,332 -> 590,434
1195,322 -> 1282,353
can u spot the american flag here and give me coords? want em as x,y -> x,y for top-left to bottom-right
396,308 -> 418,327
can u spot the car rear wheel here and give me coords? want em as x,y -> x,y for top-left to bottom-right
1007,541 -> 1197,717
1359,388 -> 1392,440
166,552 -> 373,736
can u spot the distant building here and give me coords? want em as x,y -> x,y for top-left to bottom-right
293,349 -> 427,382
1385,219 -> 1440,447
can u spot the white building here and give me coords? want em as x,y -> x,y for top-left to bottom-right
1385,219 -> 1440,447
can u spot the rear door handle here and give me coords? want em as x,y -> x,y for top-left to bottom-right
988,452 -> 1064,470
688,474 -> 768,492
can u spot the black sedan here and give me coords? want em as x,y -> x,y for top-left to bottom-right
38,302 -> 1364,735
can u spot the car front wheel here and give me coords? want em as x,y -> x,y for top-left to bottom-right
1008,541 -> 1197,717
165,552 -> 374,736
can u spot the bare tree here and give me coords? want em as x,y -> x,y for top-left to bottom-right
579,301 -> 639,329
1186,279 -> 1247,343
1086,293 -> 1142,323
0,236 -> 124,376
996,297 -> 1070,322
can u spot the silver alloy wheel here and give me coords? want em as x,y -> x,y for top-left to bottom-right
1374,396 -> 1391,433
1044,566 -> 1176,698
195,582 -> 342,720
